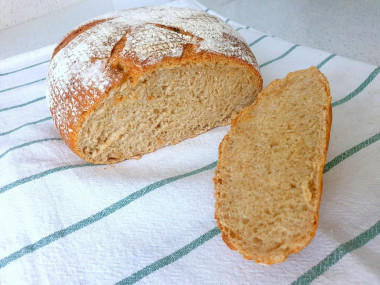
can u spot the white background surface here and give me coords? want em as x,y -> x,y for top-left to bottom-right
0,0 -> 83,29
201,0 -> 380,66
0,0 -> 379,65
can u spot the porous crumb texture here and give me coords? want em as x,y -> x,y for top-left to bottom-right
45,6 -> 261,161
78,60 -> 260,163
214,67 -> 332,264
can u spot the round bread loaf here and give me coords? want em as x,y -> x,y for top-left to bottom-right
46,7 -> 262,164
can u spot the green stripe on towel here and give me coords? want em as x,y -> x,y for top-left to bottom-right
323,132 -> 380,173
0,96 -> 45,113
236,26 -> 249,31
0,116 -> 51,137
0,59 -> 49,77
0,163 -> 95,195
0,161 -> 217,269
291,220 -> 380,285
248,35 -> 268,47
0,137 -> 62,160
259,44 -> 300,68
0,78 -> 46,93
116,227 -> 221,285
316,54 -> 336,70
332,66 -> 380,107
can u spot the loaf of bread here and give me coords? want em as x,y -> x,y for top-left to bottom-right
46,7 -> 262,164
214,67 -> 332,264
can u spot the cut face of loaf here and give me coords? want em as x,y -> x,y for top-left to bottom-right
46,7 -> 262,164
78,58 -> 261,163
214,66 -> 332,264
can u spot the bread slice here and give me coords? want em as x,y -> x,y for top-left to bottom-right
214,66 -> 332,264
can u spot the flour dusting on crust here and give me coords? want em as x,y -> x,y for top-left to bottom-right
46,7 -> 259,142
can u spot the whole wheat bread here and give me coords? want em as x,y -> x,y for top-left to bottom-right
214,66 -> 332,264
46,7 -> 262,164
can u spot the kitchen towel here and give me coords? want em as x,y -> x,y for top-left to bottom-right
0,0 -> 379,284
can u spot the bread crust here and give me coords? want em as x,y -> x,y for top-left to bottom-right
214,66 -> 332,264
46,7 -> 262,163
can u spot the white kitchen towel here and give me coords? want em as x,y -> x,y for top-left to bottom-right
0,0 -> 379,284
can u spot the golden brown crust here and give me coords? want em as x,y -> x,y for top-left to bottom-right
52,19 -> 108,59
46,7 -> 262,163
214,66 -> 332,264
